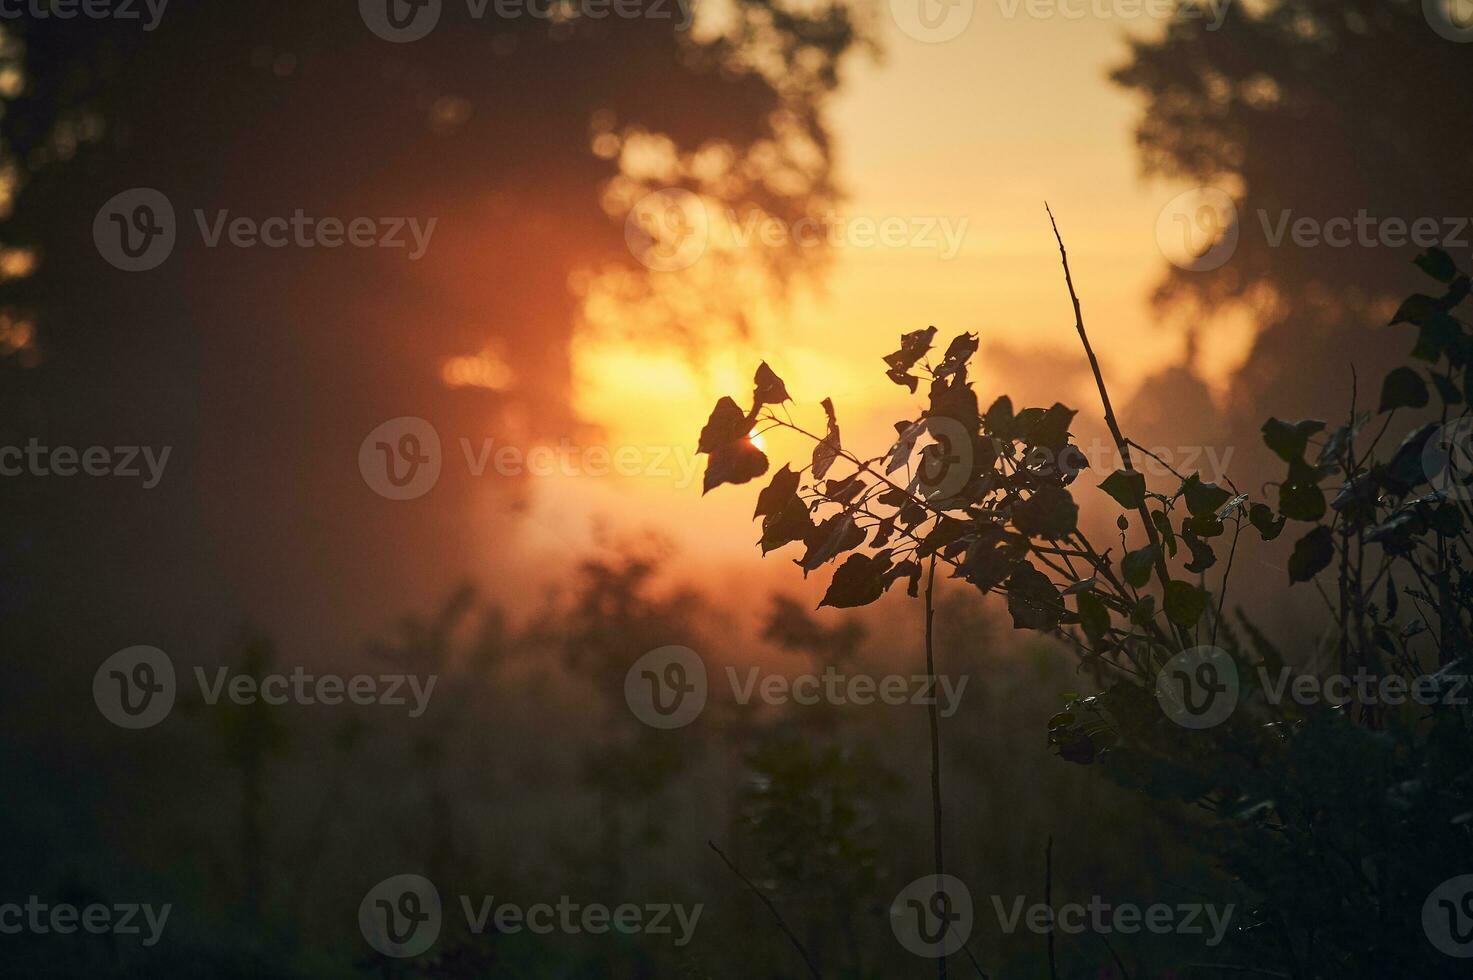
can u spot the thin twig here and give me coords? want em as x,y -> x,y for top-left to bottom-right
707,841 -> 822,980
1046,204 -> 1188,649
1045,836 -> 1058,980
925,553 -> 949,980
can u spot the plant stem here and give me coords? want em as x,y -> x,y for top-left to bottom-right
1046,204 -> 1189,651
708,841 -> 822,980
925,553 -> 948,980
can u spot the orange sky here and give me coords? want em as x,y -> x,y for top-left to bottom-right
503,8 -> 1257,582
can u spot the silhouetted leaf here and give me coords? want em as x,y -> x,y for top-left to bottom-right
752,362 -> 791,406
918,517 -> 970,557
1023,403 -> 1077,451
1378,367 -> 1428,413
703,439 -> 767,494
1416,248 -> 1457,284
1005,562 -> 1061,631
1013,484 -> 1078,539
754,464 -> 800,519
698,396 -> 752,453
1151,510 -> 1178,558
819,550 -> 894,609
760,497 -> 814,554
1163,580 -> 1208,628
1287,526 -> 1334,584
812,397 -> 842,479
1278,462 -> 1327,521
935,332 -> 978,379
1431,372 -> 1464,406
799,514 -> 864,571
1181,473 -> 1232,517
1121,545 -> 1157,589
1262,417 -> 1325,462
1129,595 -> 1156,627
1181,521 -> 1217,574
1076,590 -> 1110,642
1249,502 -> 1286,541
1411,313 -> 1462,363
883,326 -> 937,391
1390,293 -> 1440,325
983,395 -> 1014,439
1100,469 -> 1146,509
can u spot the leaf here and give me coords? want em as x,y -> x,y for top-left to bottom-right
752,362 -> 791,407
1121,545 -> 1157,589
759,496 -> 813,554
1261,417 -> 1325,463
698,396 -> 752,454
935,332 -> 979,379
1278,463 -> 1327,522
1432,372 -> 1464,406
1181,521 -> 1217,574
703,439 -> 767,494
1390,293 -> 1441,326
799,514 -> 864,571
811,397 -> 842,479
1163,581 -> 1208,628
1012,484 -> 1078,539
1249,502 -> 1286,541
1062,576 -> 1097,596
1076,591 -> 1110,642
1151,510 -> 1178,558
1378,367 -> 1429,413
1181,472 -> 1232,517
918,517 -> 970,557
1411,313 -> 1463,363
1023,403 -> 1077,452
818,551 -> 894,609
983,396 -> 1014,439
753,465 -> 800,519
1415,247 -> 1457,284
1099,469 -> 1146,509
1216,493 -> 1248,522
884,420 -> 924,474
883,326 -> 937,390
1129,595 -> 1156,627
1005,562 -> 1062,631
1287,525 -> 1334,584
